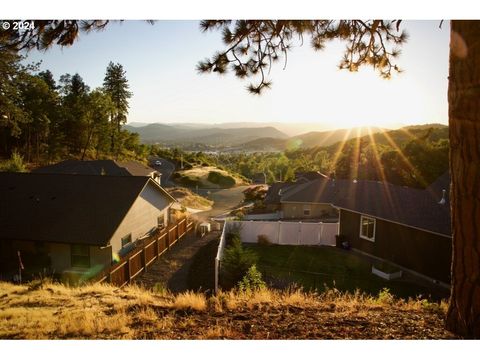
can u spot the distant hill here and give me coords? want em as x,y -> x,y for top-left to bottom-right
124,123 -> 288,146
240,127 -> 386,151
125,122 -> 448,151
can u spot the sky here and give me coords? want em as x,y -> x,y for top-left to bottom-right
23,20 -> 450,131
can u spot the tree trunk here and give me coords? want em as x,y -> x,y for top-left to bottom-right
446,20 -> 480,338
81,125 -> 95,161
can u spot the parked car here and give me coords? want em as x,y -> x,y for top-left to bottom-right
155,160 -> 162,166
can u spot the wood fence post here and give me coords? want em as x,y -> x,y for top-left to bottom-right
127,258 -> 131,284
142,247 -> 147,273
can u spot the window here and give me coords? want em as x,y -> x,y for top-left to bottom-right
121,234 -> 132,248
303,205 -> 311,216
360,215 -> 376,241
71,245 -> 90,268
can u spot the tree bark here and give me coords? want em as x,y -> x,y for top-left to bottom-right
446,20 -> 480,338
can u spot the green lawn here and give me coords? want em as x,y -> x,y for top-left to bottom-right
246,244 -> 449,301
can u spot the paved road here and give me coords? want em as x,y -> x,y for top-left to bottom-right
193,185 -> 249,221
149,156 -> 249,219
149,156 -> 176,187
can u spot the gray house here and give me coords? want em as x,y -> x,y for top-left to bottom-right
263,173 -> 452,284
0,172 -> 176,281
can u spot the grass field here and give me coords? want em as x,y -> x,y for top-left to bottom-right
0,280 -> 455,339
246,244 -> 450,301
173,166 -> 247,189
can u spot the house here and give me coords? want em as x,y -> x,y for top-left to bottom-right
263,173 -> 452,284
0,172 -> 177,282
334,173 -> 452,284
294,170 -> 329,183
263,181 -> 296,212
263,178 -> 339,220
279,179 -> 339,220
33,159 -> 161,184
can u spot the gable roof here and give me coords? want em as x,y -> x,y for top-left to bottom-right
264,181 -> 296,205
0,173 -> 174,246
295,171 -> 329,182
280,173 -> 451,237
33,160 -> 158,177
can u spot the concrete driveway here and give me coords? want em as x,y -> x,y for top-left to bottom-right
192,185 -> 249,221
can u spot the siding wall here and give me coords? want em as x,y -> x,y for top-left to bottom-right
339,209 -> 452,283
1,241 -> 112,275
109,183 -> 171,256
48,243 -> 112,274
281,202 -> 337,219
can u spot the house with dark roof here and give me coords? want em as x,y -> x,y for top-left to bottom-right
33,159 -> 161,184
263,181 -> 296,212
279,179 -> 339,220
0,173 -> 176,281
334,173 -> 452,284
270,172 -> 452,284
294,170 -> 329,183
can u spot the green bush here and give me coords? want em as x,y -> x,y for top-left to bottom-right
238,264 -> 266,292
207,171 -> 236,188
220,236 -> 258,289
174,174 -> 200,187
1,151 -> 27,172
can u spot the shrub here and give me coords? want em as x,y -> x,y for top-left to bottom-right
207,171 -> 236,188
221,237 -> 258,289
226,230 -> 241,246
175,174 -> 200,187
1,151 -> 27,172
257,234 -> 271,246
237,265 -> 266,292
377,288 -> 395,304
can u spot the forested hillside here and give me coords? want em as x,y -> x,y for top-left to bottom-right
159,125 -> 449,188
0,51 -> 147,168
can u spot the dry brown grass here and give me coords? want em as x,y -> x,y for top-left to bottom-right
0,281 -> 455,339
168,187 -> 214,210
172,291 -> 207,311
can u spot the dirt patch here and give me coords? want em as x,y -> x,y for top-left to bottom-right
134,231 -> 221,293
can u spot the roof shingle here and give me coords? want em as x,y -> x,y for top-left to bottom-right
0,173 -> 164,246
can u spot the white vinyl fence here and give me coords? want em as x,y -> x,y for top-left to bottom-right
226,220 -> 339,246
214,220 -> 339,292
214,224 -> 228,293
243,212 -> 282,221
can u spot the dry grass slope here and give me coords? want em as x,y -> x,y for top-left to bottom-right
168,187 -> 214,210
0,281 -> 456,339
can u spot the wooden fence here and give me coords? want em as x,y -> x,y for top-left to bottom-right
95,217 -> 194,287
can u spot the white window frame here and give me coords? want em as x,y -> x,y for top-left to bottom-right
359,215 -> 376,242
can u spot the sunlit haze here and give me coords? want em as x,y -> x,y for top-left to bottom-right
24,20 -> 450,132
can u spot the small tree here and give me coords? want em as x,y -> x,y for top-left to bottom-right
221,235 -> 258,289
238,264 -> 266,293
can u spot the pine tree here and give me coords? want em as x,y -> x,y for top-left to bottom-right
103,62 -> 132,157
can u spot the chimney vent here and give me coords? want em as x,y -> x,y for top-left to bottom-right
438,189 -> 446,205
